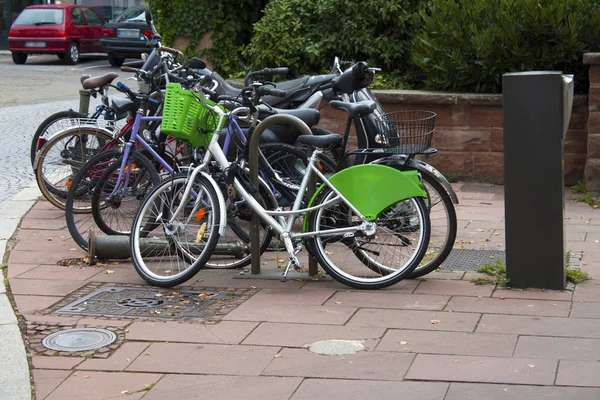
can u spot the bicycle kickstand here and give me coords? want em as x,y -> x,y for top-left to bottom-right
281,238 -> 302,282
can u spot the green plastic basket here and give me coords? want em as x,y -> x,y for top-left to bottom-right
161,83 -> 223,148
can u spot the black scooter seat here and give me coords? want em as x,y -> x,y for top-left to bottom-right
329,100 -> 376,118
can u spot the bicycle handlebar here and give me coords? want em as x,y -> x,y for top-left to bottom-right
243,67 -> 289,86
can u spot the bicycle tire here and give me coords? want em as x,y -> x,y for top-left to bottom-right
260,142 -> 337,186
30,110 -> 87,166
406,171 -> 457,278
130,174 -> 221,287
205,174 -> 277,269
34,127 -> 114,210
91,151 -> 162,237
306,187 -> 430,289
65,150 -> 123,251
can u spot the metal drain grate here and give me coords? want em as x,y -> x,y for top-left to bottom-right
56,286 -> 224,319
441,249 -> 506,271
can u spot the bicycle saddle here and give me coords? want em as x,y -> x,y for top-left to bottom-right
81,73 -> 119,90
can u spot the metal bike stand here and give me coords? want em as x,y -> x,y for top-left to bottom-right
235,114 -> 329,281
79,89 -> 91,115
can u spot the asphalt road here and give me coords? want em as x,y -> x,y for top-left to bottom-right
0,53 -> 139,107
0,52 -> 140,204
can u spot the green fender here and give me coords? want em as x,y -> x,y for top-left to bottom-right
303,164 -> 427,231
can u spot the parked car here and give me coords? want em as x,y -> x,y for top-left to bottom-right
8,4 -> 105,65
101,5 -> 153,67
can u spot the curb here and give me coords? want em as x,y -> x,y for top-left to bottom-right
0,182 -> 41,400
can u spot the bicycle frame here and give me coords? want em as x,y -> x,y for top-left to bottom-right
106,113 -> 173,200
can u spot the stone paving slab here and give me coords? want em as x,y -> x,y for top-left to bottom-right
324,291 -> 450,310
570,302 -> 600,318
347,308 -> 481,332
414,279 -> 494,297
44,371 -> 163,400
445,383 -> 600,399
290,379 -> 450,400
143,375 -> 303,400
126,342 -> 281,375
77,342 -> 149,371
32,369 -> 71,400
445,296 -> 571,317
125,320 -> 259,344
242,322 -> 385,348
556,360 -> 600,387
514,336 -> 600,360
9,278 -> 86,296
376,329 -> 518,357
32,356 -> 84,370
477,314 -> 600,338
262,348 -> 415,381
405,354 -> 557,385
222,303 -> 358,325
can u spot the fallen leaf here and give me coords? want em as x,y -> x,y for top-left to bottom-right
400,341 -> 408,345
47,237 -> 53,241
527,364 -> 535,368
274,353 -> 282,358
105,270 -> 114,274
477,229 -> 485,232
144,352 -> 151,355
335,301 -> 343,305
325,250 -> 334,255
121,390 -> 129,395
85,375 -> 90,378
198,293 -> 211,299
493,232 -> 501,236
430,320 -> 440,324
155,293 -> 163,297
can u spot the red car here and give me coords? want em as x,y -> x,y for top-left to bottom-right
8,4 -> 105,65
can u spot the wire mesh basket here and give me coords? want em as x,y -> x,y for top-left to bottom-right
161,83 -> 223,148
375,110 -> 436,154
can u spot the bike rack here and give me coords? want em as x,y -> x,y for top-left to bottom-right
246,114 -> 323,279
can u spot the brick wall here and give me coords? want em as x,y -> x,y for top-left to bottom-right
319,90 -> 588,185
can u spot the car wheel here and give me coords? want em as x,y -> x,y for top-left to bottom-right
64,43 -> 79,65
12,52 -> 27,65
107,53 -> 125,67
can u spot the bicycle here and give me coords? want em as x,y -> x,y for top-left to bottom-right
129,81 -> 432,289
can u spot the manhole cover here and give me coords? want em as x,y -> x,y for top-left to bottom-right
441,249 -> 506,271
116,298 -> 165,308
307,340 -> 364,355
56,286 -> 226,319
42,328 -> 116,352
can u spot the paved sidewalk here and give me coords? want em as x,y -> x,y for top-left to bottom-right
4,182 -> 600,399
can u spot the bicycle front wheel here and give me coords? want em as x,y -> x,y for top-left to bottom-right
307,188 -> 430,289
91,151 -> 162,237
130,174 -> 221,287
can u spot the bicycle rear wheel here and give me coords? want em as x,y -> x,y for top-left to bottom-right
307,187 -> 430,289
130,174 -> 221,287
407,172 -> 457,278
30,110 -> 87,166
34,127 -> 114,210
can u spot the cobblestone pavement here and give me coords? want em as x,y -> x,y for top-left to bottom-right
0,99 -> 102,205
